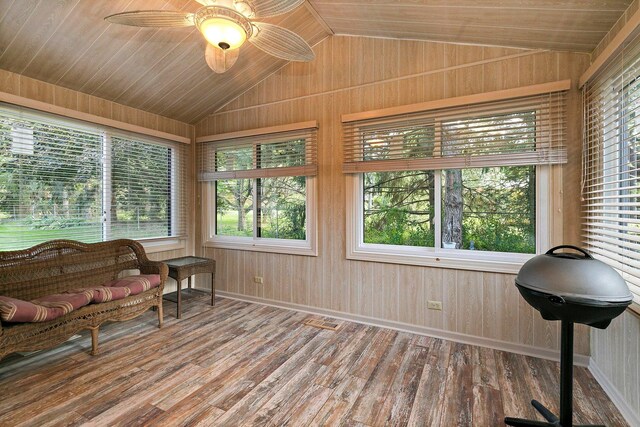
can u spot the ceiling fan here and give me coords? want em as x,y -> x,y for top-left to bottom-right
105,0 -> 315,74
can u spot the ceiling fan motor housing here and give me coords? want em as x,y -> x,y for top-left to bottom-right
104,0 -> 314,73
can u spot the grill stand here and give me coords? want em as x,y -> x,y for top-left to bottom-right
504,321 -> 605,427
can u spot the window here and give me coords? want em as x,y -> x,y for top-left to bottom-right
199,123 -> 317,255
215,178 -> 254,238
0,104 -> 187,251
441,166 -> 536,253
364,170 -> 435,247
256,176 -> 306,240
109,135 -> 181,241
583,36 -> 640,306
343,85 -> 568,272
362,166 -> 536,252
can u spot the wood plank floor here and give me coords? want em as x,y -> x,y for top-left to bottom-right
0,295 -> 627,426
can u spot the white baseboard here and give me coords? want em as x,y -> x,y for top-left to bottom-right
216,290 -> 590,367
589,358 -> 640,427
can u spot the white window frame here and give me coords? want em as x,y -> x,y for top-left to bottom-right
346,125 -> 554,274
202,176 -> 317,256
201,133 -> 318,257
106,131 -> 187,253
138,141 -> 186,254
341,83 -> 568,274
0,105 -> 186,254
199,122 -> 318,256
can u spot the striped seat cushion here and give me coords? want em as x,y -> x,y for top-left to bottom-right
91,286 -> 131,303
94,274 -> 161,302
0,290 -> 93,323
0,275 -> 160,323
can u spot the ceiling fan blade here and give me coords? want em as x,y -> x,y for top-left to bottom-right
205,44 -> 240,73
249,22 -> 314,61
247,0 -> 305,18
105,10 -> 195,27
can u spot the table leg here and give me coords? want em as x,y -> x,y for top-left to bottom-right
177,277 -> 182,319
211,273 -> 215,306
188,276 -> 192,289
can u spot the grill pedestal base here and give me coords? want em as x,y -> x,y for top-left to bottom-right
504,321 -> 605,427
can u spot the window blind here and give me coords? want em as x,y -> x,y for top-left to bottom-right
342,90 -> 568,174
0,103 -> 187,250
198,126 -> 317,181
583,33 -> 640,305
107,130 -> 187,241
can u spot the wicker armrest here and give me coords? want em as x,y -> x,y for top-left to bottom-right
139,261 -> 168,283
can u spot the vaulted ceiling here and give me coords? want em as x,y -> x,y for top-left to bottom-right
0,0 -> 633,124
310,0 -> 633,52
0,0 -> 329,123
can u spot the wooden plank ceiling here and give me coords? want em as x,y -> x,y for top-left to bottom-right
0,0 -> 632,124
0,0 -> 329,123
308,0 -> 633,52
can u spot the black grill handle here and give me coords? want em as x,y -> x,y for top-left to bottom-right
546,245 -> 593,259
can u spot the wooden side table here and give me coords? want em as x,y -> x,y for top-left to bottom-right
162,256 -> 216,319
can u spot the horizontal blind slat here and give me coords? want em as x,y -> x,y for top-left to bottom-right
0,102 -> 187,250
343,91 -> 568,171
198,126 -> 318,180
582,30 -> 640,302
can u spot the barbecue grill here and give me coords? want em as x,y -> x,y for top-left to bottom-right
504,245 -> 632,427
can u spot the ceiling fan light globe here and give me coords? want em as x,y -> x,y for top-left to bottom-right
199,17 -> 247,50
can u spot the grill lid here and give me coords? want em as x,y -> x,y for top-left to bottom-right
516,245 -> 632,304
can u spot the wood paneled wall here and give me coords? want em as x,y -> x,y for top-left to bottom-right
195,36 -> 591,355
0,69 -> 193,139
591,311 -> 640,423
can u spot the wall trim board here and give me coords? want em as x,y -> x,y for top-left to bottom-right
589,357 -> 640,427
0,91 -> 191,144
196,120 -> 318,143
580,7 -> 640,88
203,48 -> 549,119
214,290 -> 590,367
303,2 -> 333,35
341,79 -> 571,123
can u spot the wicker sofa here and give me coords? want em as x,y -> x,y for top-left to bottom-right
0,239 -> 167,360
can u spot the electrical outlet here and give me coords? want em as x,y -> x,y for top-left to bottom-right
254,276 -> 264,284
427,300 -> 443,310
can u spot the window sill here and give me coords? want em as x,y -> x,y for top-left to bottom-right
139,238 -> 187,254
348,244 -> 532,274
204,238 -> 317,257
